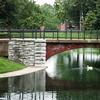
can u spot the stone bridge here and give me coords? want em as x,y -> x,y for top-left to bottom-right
0,39 -> 46,67
0,39 -> 100,66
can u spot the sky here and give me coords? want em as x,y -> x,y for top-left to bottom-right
34,0 -> 55,5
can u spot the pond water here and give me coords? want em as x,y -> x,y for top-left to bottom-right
0,48 -> 100,100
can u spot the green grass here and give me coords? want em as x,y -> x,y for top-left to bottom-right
0,57 -> 25,73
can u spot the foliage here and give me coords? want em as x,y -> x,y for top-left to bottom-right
0,0 -> 99,29
84,11 -> 97,29
55,0 -> 80,24
95,0 -> 100,29
0,0 -> 45,29
54,0 -> 100,29
21,4 -> 44,29
54,0 -> 65,23
0,0 -> 17,29
14,0 -> 35,28
14,0 -> 45,29
40,4 -> 60,29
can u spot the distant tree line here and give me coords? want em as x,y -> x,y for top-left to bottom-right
0,0 -> 60,29
0,0 -> 100,30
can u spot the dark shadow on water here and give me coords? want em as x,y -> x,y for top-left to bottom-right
46,73 -> 100,91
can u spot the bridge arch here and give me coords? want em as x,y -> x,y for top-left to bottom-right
46,40 -> 100,59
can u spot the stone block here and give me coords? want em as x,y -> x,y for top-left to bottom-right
8,39 -> 46,66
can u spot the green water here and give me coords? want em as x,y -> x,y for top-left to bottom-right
46,48 -> 100,99
46,48 -> 100,83
0,48 -> 100,100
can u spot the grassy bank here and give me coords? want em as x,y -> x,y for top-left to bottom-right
0,57 -> 25,73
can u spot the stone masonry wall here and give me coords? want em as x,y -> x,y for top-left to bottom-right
8,39 -> 46,67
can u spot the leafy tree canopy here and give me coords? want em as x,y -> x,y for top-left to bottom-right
55,0 -> 99,29
40,3 -> 60,30
0,0 -> 17,28
0,0 -> 45,29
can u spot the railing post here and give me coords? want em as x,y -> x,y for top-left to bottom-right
90,30 -> 92,39
53,32 -> 54,39
43,30 -> 45,39
35,30 -> 37,39
84,30 -> 85,40
96,30 -> 99,40
65,30 -> 67,39
40,30 -> 41,38
20,32 -> 21,38
78,30 -> 80,39
22,29 -> 24,39
57,29 -> 59,40
70,29 -> 72,40
8,30 -> 11,40
32,30 -> 34,39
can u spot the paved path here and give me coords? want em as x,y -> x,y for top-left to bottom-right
0,66 -> 47,78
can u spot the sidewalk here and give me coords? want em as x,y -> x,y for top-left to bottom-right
0,66 -> 47,78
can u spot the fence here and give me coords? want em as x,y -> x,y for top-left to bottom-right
0,29 -> 100,40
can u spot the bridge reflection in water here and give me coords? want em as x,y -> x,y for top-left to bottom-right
46,48 -> 100,77
46,48 -> 100,99
0,48 -> 100,100
0,70 -> 45,100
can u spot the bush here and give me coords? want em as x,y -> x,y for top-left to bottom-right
84,11 -> 97,30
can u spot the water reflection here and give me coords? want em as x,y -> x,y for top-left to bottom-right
55,90 -> 100,100
0,90 -> 100,100
46,48 -> 100,81
45,48 -> 100,100
0,70 -> 45,100
0,48 -> 100,100
46,48 -> 100,89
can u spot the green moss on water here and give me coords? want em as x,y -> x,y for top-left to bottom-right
0,57 -> 25,73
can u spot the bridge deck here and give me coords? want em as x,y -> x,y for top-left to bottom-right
0,39 -> 100,43
47,39 -> 100,44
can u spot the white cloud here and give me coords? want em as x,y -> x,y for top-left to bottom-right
34,0 -> 55,5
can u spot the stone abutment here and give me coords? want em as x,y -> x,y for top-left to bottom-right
8,39 -> 46,67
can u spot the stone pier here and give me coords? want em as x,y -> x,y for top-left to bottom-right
8,39 -> 46,67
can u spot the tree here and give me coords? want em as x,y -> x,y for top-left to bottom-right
0,0 -> 17,29
20,3 -> 44,29
0,0 -> 45,29
55,0 -> 81,29
54,0 -> 65,23
84,11 -> 97,29
54,0 -> 98,29
41,4 -> 60,29
12,0 -> 43,29
95,0 -> 100,29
